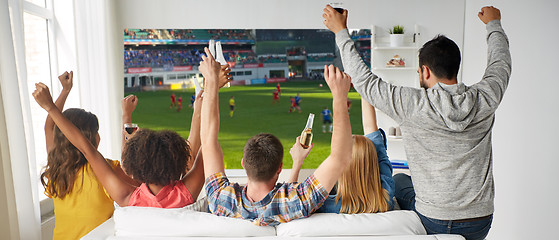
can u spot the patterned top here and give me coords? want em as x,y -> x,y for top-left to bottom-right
205,172 -> 328,226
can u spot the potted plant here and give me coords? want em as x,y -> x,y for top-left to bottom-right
389,25 -> 405,47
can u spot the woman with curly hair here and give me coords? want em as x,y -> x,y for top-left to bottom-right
35,78 -> 216,211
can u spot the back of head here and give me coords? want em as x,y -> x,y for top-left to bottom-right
418,35 -> 461,80
122,129 -> 190,186
43,108 -> 99,199
243,133 -> 283,182
337,135 -> 389,213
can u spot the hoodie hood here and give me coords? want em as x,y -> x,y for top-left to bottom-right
426,82 -> 477,131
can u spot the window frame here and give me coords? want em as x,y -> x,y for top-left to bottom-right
19,0 -> 59,223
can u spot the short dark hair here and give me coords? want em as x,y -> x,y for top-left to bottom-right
122,129 -> 190,186
243,133 -> 283,182
418,35 -> 461,79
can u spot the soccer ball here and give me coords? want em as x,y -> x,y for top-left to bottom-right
319,83 -> 323,87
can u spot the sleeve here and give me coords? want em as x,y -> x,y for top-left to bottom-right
335,29 -> 423,124
295,174 -> 329,216
472,20 -> 512,111
204,172 -> 238,217
315,195 -> 342,213
365,129 -> 395,209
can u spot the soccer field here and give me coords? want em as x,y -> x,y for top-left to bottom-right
129,81 -> 365,169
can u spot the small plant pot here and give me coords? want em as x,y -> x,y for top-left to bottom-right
390,34 -> 405,47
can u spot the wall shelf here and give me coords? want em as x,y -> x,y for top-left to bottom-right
369,24 -> 423,161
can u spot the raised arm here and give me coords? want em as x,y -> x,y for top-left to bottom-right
182,90 -> 204,199
361,98 -> 395,207
45,71 -> 73,152
33,83 -> 135,206
475,6 -> 511,110
323,5 -> 421,124
313,65 -> 352,191
121,95 -> 138,149
199,47 -> 225,178
118,95 -> 141,187
186,90 -> 203,169
361,97 -> 378,134
288,137 -> 313,183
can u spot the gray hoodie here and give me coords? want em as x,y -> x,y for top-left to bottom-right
335,20 -> 511,220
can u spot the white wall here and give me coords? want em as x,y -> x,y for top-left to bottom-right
112,0 -> 559,239
462,1 -> 559,239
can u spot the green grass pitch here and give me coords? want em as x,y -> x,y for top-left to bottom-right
128,81 -> 365,169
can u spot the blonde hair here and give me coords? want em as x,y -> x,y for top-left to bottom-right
336,135 -> 389,214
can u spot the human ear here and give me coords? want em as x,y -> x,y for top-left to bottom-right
276,162 -> 283,176
422,65 -> 431,80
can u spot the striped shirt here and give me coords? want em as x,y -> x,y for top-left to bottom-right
205,172 -> 328,226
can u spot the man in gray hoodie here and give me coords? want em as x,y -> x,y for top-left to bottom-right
323,5 -> 510,240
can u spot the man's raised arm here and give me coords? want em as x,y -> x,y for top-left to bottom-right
322,5 -> 420,124
199,47 -> 225,178
313,65 -> 352,192
475,6 -> 511,110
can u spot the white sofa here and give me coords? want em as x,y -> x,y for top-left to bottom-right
81,199 -> 464,240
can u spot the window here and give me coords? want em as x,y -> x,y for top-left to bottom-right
17,0 -> 58,204
23,11 -> 53,201
244,71 -> 252,75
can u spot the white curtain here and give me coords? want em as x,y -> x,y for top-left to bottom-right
74,0 -> 122,159
0,0 -> 42,238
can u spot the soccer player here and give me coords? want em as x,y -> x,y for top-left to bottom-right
229,96 -> 235,118
276,83 -> 281,96
189,94 -> 196,108
288,96 -> 296,113
321,106 -> 333,133
294,93 -> 302,113
272,90 -> 279,104
177,96 -> 183,112
170,93 -> 176,108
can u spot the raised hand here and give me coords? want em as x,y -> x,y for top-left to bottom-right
122,95 -> 138,118
32,83 -> 56,112
290,136 -> 313,169
218,65 -> 232,88
58,71 -> 73,91
322,4 -> 348,34
199,47 -> 221,90
478,6 -> 501,24
289,136 -> 313,182
323,64 -> 351,100
193,90 -> 204,110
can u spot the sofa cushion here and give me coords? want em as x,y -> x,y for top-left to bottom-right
276,211 -> 427,237
114,206 -> 276,237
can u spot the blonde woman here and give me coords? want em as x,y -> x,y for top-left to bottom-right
291,97 -> 394,213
